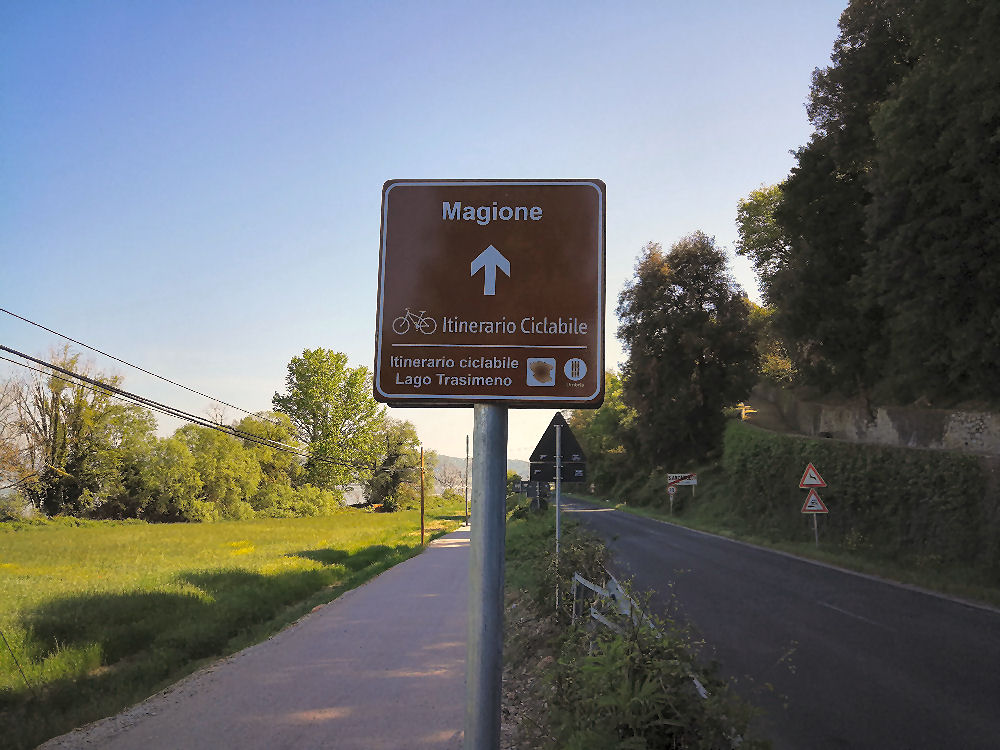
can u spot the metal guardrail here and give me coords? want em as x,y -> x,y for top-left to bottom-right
571,571 -> 709,700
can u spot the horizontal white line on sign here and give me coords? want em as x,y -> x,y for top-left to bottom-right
391,343 -> 588,349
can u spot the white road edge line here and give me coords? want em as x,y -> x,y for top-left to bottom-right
816,601 -> 895,631
563,497 -> 1000,617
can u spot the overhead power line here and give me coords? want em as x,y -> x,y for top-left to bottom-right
0,306 -> 278,424
0,348 -> 309,461
0,346 -> 376,474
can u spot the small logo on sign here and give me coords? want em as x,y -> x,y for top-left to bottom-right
527,358 -> 556,386
391,308 -> 437,335
564,358 -> 587,381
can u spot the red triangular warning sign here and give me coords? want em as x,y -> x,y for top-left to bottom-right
799,463 -> 826,488
801,488 -> 829,513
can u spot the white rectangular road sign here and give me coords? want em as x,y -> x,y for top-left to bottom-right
668,473 -> 698,486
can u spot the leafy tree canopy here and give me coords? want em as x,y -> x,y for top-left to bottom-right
617,234 -> 758,466
176,424 -> 261,520
864,0 -> 1000,402
569,371 -> 637,492
365,417 -> 422,509
15,349 -> 156,516
235,411 -> 305,487
272,349 -> 385,488
734,184 -> 789,304
761,0 -> 999,405
771,0 -> 913,396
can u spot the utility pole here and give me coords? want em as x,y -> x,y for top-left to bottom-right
555,423 -> 561,610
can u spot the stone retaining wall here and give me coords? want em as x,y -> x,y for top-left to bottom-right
753,384 -> 1000,456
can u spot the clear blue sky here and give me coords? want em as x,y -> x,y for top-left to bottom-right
1,1 -> 844,461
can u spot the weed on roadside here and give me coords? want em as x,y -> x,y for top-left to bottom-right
503,501 -> 771,749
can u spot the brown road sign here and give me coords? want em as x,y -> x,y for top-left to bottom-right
374,179 -> 605,407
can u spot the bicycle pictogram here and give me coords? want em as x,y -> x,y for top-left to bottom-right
392,308 -> 437,335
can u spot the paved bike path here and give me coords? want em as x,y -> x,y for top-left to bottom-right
42,528 -> 470,750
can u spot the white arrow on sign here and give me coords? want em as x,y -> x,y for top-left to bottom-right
470,244 -> 510,296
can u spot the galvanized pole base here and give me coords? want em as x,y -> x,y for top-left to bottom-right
465,434 -> 470,525
465,404 -> 508,750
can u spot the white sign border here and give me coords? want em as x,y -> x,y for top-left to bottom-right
374,179 -> 606,405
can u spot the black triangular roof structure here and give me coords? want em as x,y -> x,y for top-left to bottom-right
529,412 -> 586,463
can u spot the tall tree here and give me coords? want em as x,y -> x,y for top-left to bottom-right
568,371 -> 637,492
734,184 -> 790,305
0,380 -> 34,498
364,418 -> 423,509
864,0 -> 1000,401
176,424 -> 261,520
15,349 -> 155,516
235,411 -> 305,487
774,139 -> 885,392
774,0 -> 913,394
617,235 -> 758,466
272,349 -> 385,488
135,437 -> 204,522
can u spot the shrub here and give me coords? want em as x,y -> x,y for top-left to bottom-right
505,508 -> 606,615
183,499 -> 220,522
290,485 -> 343,516
723,421 -> 998,574
392,483 -> 421,511
552,617 -> 765,749
249,483 -> 342,518
0,493 -> 35,521
251,483 -> 299,517
504,510 -> 768,749
441,487 -> 463,503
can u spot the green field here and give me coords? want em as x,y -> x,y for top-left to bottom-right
0,500 -> 464,750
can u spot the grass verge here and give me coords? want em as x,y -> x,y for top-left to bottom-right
580,462 -> 1000,609
0,499 -> 465,750
502,497 -> 770,749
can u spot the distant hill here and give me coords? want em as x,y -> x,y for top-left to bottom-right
436,454 -> 530,480
507,458 -> 530,479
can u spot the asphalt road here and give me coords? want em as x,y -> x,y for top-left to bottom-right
562,497 -> 1000,750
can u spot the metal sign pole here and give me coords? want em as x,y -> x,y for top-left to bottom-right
465,403 -> 507,750
555,423 -> 562,610
464,434 -> 470,525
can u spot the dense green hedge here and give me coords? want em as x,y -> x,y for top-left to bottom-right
723,421 -> 998,575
